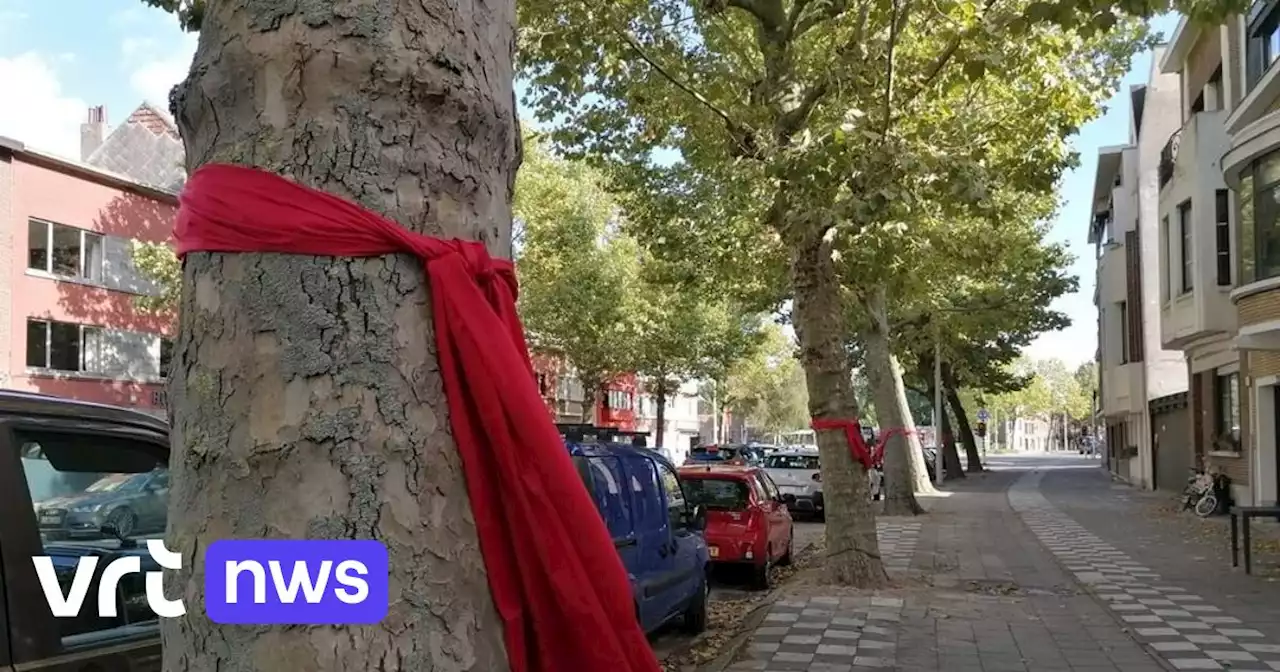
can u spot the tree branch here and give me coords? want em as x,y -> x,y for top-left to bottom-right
613,28 -> 758,155
896,0 -> 1000,111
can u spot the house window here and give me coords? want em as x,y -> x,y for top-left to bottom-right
1247,4 -> 1280,90
1215,372 -> 1241,451
1118,301 -> 1130,364
1179,200 -> 1193,294
1216,190 -> 1232,286
159,338 -> 175,378
26,319 -> 91,372
26,219 -> 104,282
1238,150 -> 1280,283
1161,215 -> 1170,302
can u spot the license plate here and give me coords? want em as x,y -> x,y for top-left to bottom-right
40,513 -> 61,524
709,547 -> 719,558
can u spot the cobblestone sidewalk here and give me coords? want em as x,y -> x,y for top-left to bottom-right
719,467 -> 1168,671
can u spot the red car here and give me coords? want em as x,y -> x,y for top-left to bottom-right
678,464 -> 795,589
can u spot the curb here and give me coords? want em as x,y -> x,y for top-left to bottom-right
689,539 -> 820,671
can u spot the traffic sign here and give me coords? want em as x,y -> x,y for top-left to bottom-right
977,408 -> 990,421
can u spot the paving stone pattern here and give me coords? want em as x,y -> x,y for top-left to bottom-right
730,595 -> 905,671
1010,470 -> 1280,671
727,522 -> 922,670
876,520 -> 922,573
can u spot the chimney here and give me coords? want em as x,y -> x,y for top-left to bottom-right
80,105 -> 107,161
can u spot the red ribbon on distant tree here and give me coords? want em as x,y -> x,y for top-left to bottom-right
810,420 -> 917,468
175,164 -> 659,672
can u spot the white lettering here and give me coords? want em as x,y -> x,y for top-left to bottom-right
225,560 -> 267,604
97,555 -> 140,617
33,556 -> 98,617
269,560 -> 331,604
333,560 -> 369,604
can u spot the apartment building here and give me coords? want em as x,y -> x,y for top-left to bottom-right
1217,3 -> 1280,508
1089,46 -> 1190,490
0,104 -> 183,417
1157,19 -> 1248,502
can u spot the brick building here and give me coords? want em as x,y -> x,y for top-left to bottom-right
0,104 -> 183,417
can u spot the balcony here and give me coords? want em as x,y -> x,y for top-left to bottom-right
1157,109 -> 1235,350
1101,363 -> 1144,417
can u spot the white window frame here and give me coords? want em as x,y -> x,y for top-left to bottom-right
26,319 -> 105,374
27,218 -> 105,283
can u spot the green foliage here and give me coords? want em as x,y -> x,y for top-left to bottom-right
631,260 -> 767,394
725,324 -> 810,435
515,135 -> 641,391
131,241 -> 181,314
985,356 -> 1092,420
139,0 -> 203,31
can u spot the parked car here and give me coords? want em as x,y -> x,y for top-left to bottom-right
764,447 -> 824,520
685,444 -> 765,466
34,468 -> 169,540
568,437 -> 711,635
3,390 -> 170,671
678,464 -> 794,589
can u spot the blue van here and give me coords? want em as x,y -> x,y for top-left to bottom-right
566,438 -> 711,635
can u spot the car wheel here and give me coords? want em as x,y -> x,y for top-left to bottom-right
681,572 -> 709,634
778,534 -> 794,567
753,551 -> 773,590
106,508 -> 136,537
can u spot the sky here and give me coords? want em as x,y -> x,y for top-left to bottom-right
0,2 -> 1180,370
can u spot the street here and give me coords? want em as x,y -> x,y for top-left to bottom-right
722,453 -> 1280,672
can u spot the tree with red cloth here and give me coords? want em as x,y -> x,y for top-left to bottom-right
156,2 -> 658,671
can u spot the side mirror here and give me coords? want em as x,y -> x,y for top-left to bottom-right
690,505 -> 707,532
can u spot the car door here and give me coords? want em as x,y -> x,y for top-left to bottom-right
0,419 -> 166,672
621,455 -> 676,631
655,460 -> 702,621
756,472 -> 791,557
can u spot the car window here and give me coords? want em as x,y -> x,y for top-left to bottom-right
587,456 -> 633,539
656,463 -> 687,529
755,473 -> 779,500
764,454 -> 821,470
16,429 -> 168,639
683,478 -> 749,510
626,456 -> 664,531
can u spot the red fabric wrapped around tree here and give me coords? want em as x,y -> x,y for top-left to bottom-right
175,163 -> 660,672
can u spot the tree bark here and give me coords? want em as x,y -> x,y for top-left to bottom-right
581,380 -> 599,424
860,288 -> 926,516
929,381 -> 965,480
791,236 -> 887,587
655,379 -> 668,448
943,365 -> 984,472
164,2 -> 517,670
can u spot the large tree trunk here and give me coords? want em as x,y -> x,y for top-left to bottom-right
943,365 -> 984,472
655,380 -> 668,448
861,288 -> 925,515
164,2 -> 517,670
581,380 -> 599,424
791,236 -> 887,587
929,381 -> 965,480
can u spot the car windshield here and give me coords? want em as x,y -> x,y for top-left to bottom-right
85,473 -> 147,493
683,478 -> 750,510
765,455 -> 820,470
690,447 -> 736,461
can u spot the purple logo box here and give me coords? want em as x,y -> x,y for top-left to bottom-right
204,540 -> 388,625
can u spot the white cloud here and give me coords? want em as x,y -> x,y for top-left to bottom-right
0,52 -> 86,158
125,31 -> 197,113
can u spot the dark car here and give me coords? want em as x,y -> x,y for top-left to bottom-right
1,390 -> 168,672
35,468 -> 169,540
686,444 -> 766,466
567,436 -> 711,635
